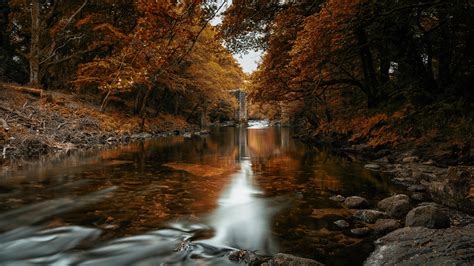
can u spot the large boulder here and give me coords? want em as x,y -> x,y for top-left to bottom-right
405,205 -> 450,229
364,224 -> 474,265
424,166 -> 474,214
344,196 -> 369,209
377,194 -> 411,218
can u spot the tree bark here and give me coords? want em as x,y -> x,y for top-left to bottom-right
29,0 -> 40,87
356,26 -> 379,108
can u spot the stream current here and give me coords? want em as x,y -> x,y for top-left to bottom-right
0,123 -> 397,265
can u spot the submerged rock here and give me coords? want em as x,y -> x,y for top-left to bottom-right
329,195 -> 345,203
354,209 -> 386,224
364,164 -> 381,171
377,194 -> 411,219
334,220 -> 350,229
350,227 -> 371,237
364,224 -> 474,265
405,205 -> 450,229
344,196 -> 369,209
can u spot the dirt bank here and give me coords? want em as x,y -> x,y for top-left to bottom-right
0,87 -> 197,166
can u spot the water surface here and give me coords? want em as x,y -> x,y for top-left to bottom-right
0,126 -> 397,265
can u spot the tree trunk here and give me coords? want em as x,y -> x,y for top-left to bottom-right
29,0 -> 40,87
356,26 -> 379,108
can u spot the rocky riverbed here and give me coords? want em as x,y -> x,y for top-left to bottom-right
343,158 -> 474,265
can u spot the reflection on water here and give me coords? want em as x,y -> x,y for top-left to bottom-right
0,125 -> 398,265
205,160 -> 277,254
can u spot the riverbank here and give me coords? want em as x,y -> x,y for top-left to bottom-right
0,88 -> 206,166
295,110 -> 474,264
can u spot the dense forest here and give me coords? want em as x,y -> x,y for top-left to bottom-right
0,1 -> 473,265
0,0 -> 472,162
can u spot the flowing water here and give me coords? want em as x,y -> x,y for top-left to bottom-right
0,124 -> 398,265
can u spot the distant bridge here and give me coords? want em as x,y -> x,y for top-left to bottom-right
230,89 -> 247,123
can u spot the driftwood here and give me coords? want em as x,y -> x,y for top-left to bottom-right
0,82 -> 43,97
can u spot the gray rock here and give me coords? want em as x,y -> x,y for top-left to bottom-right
334,220 -> 350,229
364,163 -> 381,170
407,184 -> 426,192
410,192 -> 428,201
424,166 -> 474,215
350,227 -> 371,237
402,156 -> 419,163
266,253 -> 324,266
405,205 -> 450,229
364,224 -> 474,265
377,194 -> 412,218
131,132 -> 152,139
374,157 -> 390,164
354,209 -> 386,224
373,219 -> 401,235
344,196 -> 369,209
329,195 -> 345,202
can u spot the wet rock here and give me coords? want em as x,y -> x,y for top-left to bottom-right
183,132 -> 192,138
407,184 -> 426,192
405,205 -> 450,229
374,157 -> 390,164
392,178 -> 415,187
424,166 -> 474,215
377,194 -> 411,219
364,164 -> 380,171
334,220 -> 350,229
344,196 -> 369,209
402,156 -> 419,163
373,219 -> 401,235
410,192 -> 428,201
354,210 -> 386,224
364,224 -> 474,265
265,253 -> 324,266
228,250 -> 267,265
350,227 -> 371,237
131,132 -> 152,139
329,195 -> 345,203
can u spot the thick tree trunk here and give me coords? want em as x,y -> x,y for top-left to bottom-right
29,0 -> 40,87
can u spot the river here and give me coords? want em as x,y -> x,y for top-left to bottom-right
0,124 -> 398,265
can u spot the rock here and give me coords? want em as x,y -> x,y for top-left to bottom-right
392,178 -> 415,187
350,227 -> 371,237
354,209 -> 385,224
405,205 -> 450,229
334,220 -> 350,229
131,132 -> 152,139
374,157 -> 390,164
422,159 -> 435,165
364,163 -> 380,170
265,253 -> 324,266
364,224 -> 474,265
410,192 -> 428,201
377,194 -> 412,219
407,184 -> 426,192
228,250 -> 267,265
344,196 -> 369,209
402,156 -> 419,163
183,132 -> 192,138
424,166 -> 474,215
373,219 -> 401,235
329,195 -> 345,202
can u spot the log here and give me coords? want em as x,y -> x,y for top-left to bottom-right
0,82 -> 43,97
